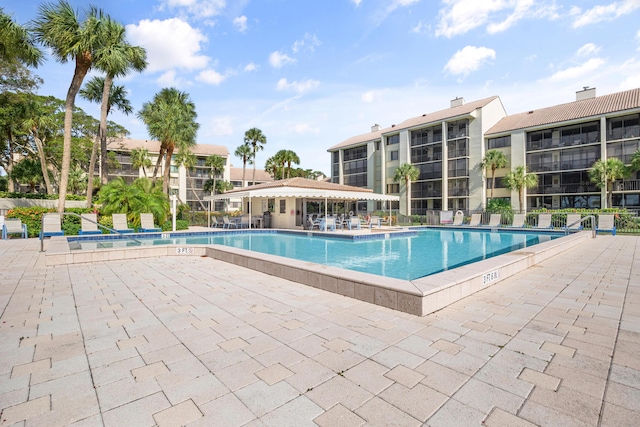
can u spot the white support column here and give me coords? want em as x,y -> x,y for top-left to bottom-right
441,121 -> 449,210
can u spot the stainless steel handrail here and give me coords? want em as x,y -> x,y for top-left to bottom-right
564,215 -> 596,238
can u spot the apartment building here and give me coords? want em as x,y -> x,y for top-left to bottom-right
328,96 -> 508,215
329,87 -> 640,214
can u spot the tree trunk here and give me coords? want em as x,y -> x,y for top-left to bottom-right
58,54 -> 91,213
86,130 -> 99,207
519,189 -> 524,214
152,146 -> 165,182
7,131 -> 16,192
32,133 -> 53,194
241,162 -> 246,188
252,148 -> 257,186
99,75 -> 113,185
406,179 -> 411,219
490,167 -> 496,200
162,145 -> 174,194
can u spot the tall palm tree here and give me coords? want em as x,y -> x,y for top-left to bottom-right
589,158 -> 628,208
31,1 -> 103,212
393,163 -> 419,217
630,149 -> 640,173
243,127 -> 266,186
481,149 -> 508,200
91,18 -> 146,186
234,144 -> 253,187
138,88 -> 199,194
130,147 -> 152,178
264,155 -> 279,180
281,149 -> 300,178
80,76 -> 135,206
0,8 -> 43,67
272,150 -> 287,180
504,166 -> 538,213
205,154 -> 225,196
98,176 -> 169,225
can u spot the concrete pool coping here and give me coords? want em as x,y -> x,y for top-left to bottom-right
43,228 -> 592,316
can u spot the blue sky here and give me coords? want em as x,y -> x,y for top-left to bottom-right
5,0 -> 640,175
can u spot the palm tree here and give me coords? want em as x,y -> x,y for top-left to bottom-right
21,95 -> 59,194
31,0 -> 103,212
130,147 -> 152,178
138,88 -> 199,194
0,8 -> 43,67
630,149 -> 640,173
243,127 -> 266,186
80,76 -> 135,206
205,154 -> 225,196
393,163 -> 420,217
173,147 -> 206,210
281,149 -> 300,178
589,158 -> 628,208
234,144 -> 253,187
481,149 -> 508,200
67,163 -> 87,195
504,166 -> 538,213
98,176 -> 169,226
264,156 -> 279,180
91,18 -> 146,186
272,150 -> 287,180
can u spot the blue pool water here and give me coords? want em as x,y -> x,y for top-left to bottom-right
68,229 -> 560,280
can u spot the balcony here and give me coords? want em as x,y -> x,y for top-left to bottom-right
619,179 -> 640,191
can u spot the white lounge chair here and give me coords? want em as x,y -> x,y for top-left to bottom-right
369,215 -> 381,228
222,216 -> 237,229
596,214 -> 616,236
452,211 -> 464,226
467,213 -> 481,226
112,214 -> 134,233
348,217 -> 361,230
565,214 -> 583,231
488,214 -> 502,227
139,213 -> 161,232
508,213 -> 526,228
321,217 -> 336,231
40,214 -> 64,239
239,215 -> 250,229
536,213 -> 552,229
2,218 -> 27,239
79,213 -> 102,235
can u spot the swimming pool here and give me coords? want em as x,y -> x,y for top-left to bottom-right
68,228 -> 559,280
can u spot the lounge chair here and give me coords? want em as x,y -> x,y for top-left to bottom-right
239,215 -> 250,229
508,213 -> 526,228
467,213 -> 481,226
321,217 -> 336,232
222,216 -> 237,229
596,214 -> 616,236
565,214 -> 583,231
40,214 -> 64,239
112,214 -> 134,233
211,216 -> 221,228
348,217 -> 361,230
488,214 -> 502,227
452,211 -> 464,226
536,213 -> 552,229
2,218 -> 27,239
79,213 -> 102,235
139,213 -> 162,232
369,215 -> 381,228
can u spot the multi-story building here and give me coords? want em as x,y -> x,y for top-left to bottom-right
329,87 -> 640,214
107,138 -> 273,211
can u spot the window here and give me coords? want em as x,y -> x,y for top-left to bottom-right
332,151 -> 339,163
390,151 -> 399,161
487,135 -> 511,149
375,141 -> 381,151
607,114 -> 640,140
268,198 -> 275,212
447,119 -> 468,140
386,183 -> 400,193
386,134 -> 399,145
279,199 -> 286,214
411,126 -> 442,146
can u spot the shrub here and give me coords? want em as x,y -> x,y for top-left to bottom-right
161,219 -> 189,231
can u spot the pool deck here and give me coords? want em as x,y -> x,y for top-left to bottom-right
1,234 -> 639,426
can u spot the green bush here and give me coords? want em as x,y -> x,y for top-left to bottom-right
6,206 -> 99,237
161,219 -> 189,231
0,192 -> 85,200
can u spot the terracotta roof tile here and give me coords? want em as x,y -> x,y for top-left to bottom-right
328,96 -> 500,150
109,138 -> 229,157
229,168 -> 273,182
486,88 -> 640,135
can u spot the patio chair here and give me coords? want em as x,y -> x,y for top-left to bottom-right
596,214 -> 616,236
222,216 -> 237,229
508,213 -> 526,228
536,213 -> 552,229
139,213 -> 162,232
467,213 -> 482,227
112,214 -> 134,233
210,216 -> 220,228
348,217 -> 361,230
488,214 -> 502,227
39,214 -> 64,239
239,215 -> 250,229
320,217 -> 336,232
564,214 -> 583,231
369,215 -> 381,228
2,218 -> 27,239
79,213 -> 102,235
452,211 -> 464,226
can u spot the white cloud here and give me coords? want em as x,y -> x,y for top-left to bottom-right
244,62 -> 258,72
436,0 -> 556,38
196,69 -> 226,85
156,70 -> 186,87
351,0 -> 362,6
160,0 -> 226,18
577,43 -> 600,56
573,0 -> 640,28
269,51 -> 296,68
293,123 -> 319,134
292,33 -> 321,53
209,116 -> 233,136
370,0 -> 420,27
275,78 -> 320,94
411,21 -> 425,33
444,46 -> 496,79
361,90 -> 383,103
547,58 -> 606,81
233,15 -> 247,32
126,18 -> 209,73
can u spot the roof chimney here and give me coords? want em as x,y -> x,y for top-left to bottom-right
451,97 -> 465,108
371,124 -> 381,132
576,86 -> 596,101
